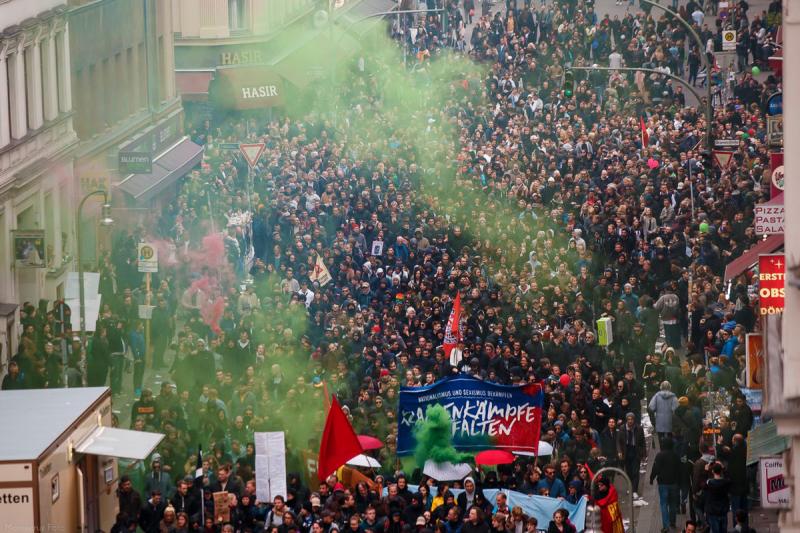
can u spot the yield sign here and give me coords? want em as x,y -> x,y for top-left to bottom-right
239,143 -> 266,168
712,150 -> 734,168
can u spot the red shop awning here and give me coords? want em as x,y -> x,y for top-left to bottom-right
175,71 -> 214,101
724,234 -> 784,284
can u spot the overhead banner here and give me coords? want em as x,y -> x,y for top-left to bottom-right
759,254 -> 785,315
397,374 -> 543,455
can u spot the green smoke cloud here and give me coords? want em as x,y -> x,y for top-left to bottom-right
414,404 -> 473,466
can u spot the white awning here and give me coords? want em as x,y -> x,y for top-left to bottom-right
75,427 -> 164,460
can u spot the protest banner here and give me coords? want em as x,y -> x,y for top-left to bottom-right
254,432 -> 288,502
397,374 -> 543,455
382,485 -> 588,532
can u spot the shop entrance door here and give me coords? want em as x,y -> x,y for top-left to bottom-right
78,454 -> 100,532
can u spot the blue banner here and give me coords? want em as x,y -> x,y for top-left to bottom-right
398,374 -> 544,455
383,486 -> 588,532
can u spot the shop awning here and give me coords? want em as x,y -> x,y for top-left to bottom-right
747,420 -> 789,465
118,137 -> 203,203
212,65 -> 285,110
724,234 -> 784,284
340,0 -> 398,21
75,427 -> 164,460
176,70 -> 214,100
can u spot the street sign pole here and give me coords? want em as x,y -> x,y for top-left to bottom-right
145,272 -> 151,368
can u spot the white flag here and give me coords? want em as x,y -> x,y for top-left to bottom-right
310,254 -> 332,287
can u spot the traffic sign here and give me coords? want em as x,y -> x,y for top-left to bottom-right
219,142 -> 240,150
715,138 -> 739,148
712,150 -> 734,168
722,30 -> 736,51
137,242 -> 158,273
240,143 -> 266,168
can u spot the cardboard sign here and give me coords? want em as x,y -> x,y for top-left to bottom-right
760,456 -> 790,508
213,491 -> 230,523
758,254 -> 785,315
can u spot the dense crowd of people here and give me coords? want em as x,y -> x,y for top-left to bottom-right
2,0 -> 781,531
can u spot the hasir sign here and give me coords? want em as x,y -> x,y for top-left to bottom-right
759,254 -> 785,315
397,374 -> 543,455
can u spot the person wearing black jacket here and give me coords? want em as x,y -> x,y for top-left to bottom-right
650,438 -> 681,532
117,476 -> 142,526
139,490 -> 167,533
462,507 -> 490,533
704,463 -> 731,533
724,434 -> 748,523
170,479 -> 199,518
617,413 -> 646,495
546,509 -> 576,533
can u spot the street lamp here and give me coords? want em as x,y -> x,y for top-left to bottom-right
639,0 -> 714,153
76,190 -> 114,385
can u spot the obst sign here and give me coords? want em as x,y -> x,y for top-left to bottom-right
758,254 -> 785,315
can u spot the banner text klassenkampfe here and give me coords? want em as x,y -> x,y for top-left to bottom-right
397,374 -> 543,455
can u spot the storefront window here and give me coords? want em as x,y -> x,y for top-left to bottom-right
229,0 -> 247,32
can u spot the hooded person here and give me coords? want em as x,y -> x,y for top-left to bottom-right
456,477 -> 483,511
648,381 -> 679,445
144,453 -> 175,500
594,477 -> 624,533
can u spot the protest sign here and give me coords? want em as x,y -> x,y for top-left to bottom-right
398,374 -> 543,455
255,432 -> 287,502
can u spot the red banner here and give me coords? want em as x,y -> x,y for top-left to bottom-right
770,152 -> 784,199
759,254 -> 785,315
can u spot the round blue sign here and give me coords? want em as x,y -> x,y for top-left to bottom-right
768,92 -> 782,116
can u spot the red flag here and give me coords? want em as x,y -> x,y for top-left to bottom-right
443,292 -> 463,357
595,482 -> 625,533
318,396 -> 363,481
640,116 -> 649,148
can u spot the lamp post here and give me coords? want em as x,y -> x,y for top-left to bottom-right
76,190 -> 114,385
639,0 -> 714,153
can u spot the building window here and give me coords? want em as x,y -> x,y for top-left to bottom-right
229,0 -> 247,31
